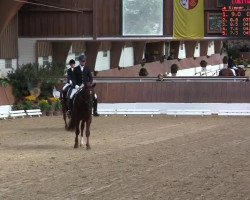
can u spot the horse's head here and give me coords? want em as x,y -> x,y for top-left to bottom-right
77,83 -> 96,103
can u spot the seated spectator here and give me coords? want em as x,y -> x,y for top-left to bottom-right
167,53 -> 174,60
200,60 -> 207,71
170,64 -> 179,76
156,74 -> 164,81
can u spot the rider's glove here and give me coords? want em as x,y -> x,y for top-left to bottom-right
69,80 -> 72,84
75,85 -> 79,89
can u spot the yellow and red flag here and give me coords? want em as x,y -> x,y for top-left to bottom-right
173,0 -> 204,39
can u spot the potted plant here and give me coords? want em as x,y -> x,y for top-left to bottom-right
38,99 -> 49,115
53,100 -> 62,116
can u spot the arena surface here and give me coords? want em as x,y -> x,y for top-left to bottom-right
0,115 -> 249,200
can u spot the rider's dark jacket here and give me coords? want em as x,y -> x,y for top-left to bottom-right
73,65 -> 93,86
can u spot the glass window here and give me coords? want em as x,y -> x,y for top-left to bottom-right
43,57 -> 49,66
122,0 -> 163,36
103,51 -> 108,57
5,59 -> 12,69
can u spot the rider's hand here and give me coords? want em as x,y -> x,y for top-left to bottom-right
69,80 -> 72,84
75,85 -> 79,89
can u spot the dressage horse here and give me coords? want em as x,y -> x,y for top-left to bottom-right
219,67 -> 246,77
64,83 -> 95,149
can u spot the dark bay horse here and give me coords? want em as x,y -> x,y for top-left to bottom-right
65,84 -> 95,149
219,67 -> 246,77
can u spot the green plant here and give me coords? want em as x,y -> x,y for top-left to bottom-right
22,101 -> 33,110
53,101 -> 62,111
12,104 -> 24,110
7,62 -> 65,102
0,78 -> 10,87
38,100 -> 49,111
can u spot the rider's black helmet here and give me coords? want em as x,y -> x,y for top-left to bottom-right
69,59 -> 75,65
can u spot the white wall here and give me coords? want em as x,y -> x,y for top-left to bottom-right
95,51 -> 110,71
119,47 -> 134,68
0,59 -> 17,78
18,38 -> 37,66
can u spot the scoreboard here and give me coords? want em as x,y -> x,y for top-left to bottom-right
222,0 -> 250,37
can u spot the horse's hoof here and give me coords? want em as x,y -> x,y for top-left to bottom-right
86,145 -> 91,150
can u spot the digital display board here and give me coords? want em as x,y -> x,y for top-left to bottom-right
222,0 -> 250,37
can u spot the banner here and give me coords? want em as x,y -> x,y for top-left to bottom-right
173,0 -> 204,39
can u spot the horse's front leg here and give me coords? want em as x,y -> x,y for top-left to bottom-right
80,121 -> 85,147
85,117 -> 92,150
74,120 -> 80,148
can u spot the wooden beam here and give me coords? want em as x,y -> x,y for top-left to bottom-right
110,41 -> 125,69
185,41 -> 196,58
0,0 -> 26,37
52,42 -> 72,64
85,41 -> 101,71
133,41 -> 146,65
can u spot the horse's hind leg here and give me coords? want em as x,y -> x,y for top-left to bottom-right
74,120 -> 80,148
80,121 -> 85,147
85,118 -> 92,150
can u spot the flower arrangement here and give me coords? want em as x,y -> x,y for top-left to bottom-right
38,99 -> 50,111
25,95 -> 36,102
48,97 -> 60,104
53,101 -> 62,111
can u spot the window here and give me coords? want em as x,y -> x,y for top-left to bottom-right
5,59 -> 12,69
122,0 -> 163,36
43,56 -> 49,66
103,51 -> 108,57
207,13 -> 222,33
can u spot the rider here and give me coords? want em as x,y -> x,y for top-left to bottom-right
227,54 -> 238,76
61,59 -> 76,114
74,54 -> 100,117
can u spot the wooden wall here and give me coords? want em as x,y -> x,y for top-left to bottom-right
0,15 -> 18,59
95,81 -> 250,103
0,86 -> 15,105
18,0 -> 222,38
2,80 -> 250,106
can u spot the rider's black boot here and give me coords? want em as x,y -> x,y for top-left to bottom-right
93,97 -> 99,117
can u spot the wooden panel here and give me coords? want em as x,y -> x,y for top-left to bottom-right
200,41 -> 209,56
133,42 -> 146,65
164,0 -> 173,36
72,41 -> 86,53
99,41 -> 111,51
205,1 -> 221,10
0,86 -> 15,105
85,41 -> 101,71
52,42 -> 72,63
95,82 -> 250,103
96,0 -> 120,36
21,0 -> 93,11
0,0 -> 25,37
110,41 -> 125,69
214,41 -> 222,54
19,12 -> 93,37
37,41 -> 53,57
0,15 -> 18,59
185,41 -> 196,58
